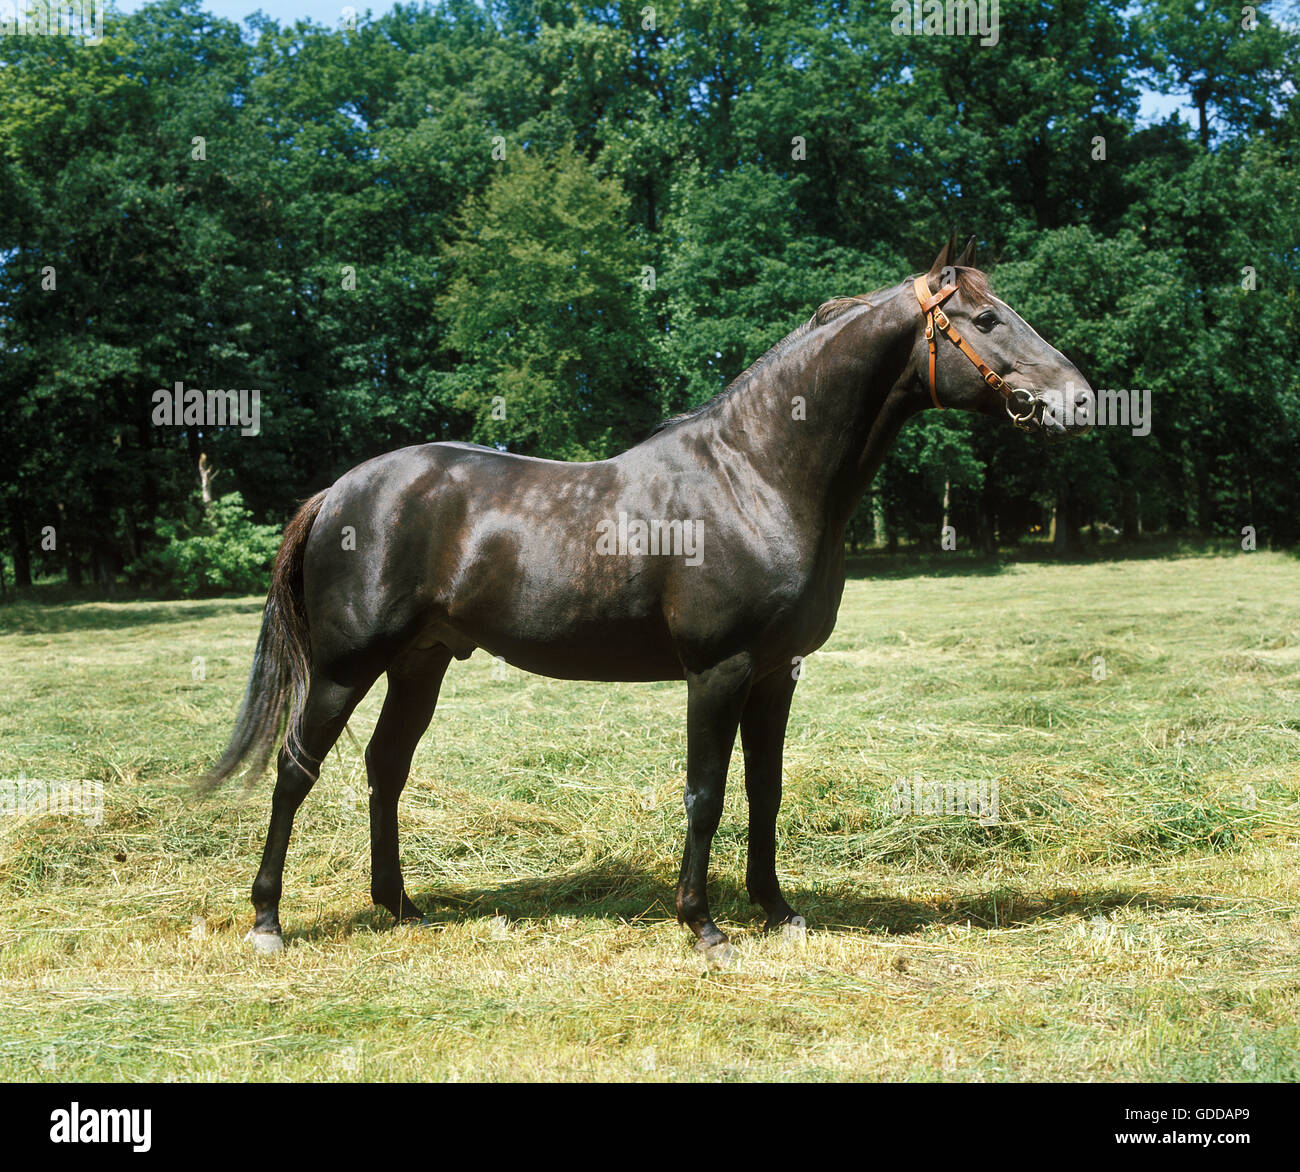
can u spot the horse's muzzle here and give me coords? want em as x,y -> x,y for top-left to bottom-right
1013,385 -> 1095,441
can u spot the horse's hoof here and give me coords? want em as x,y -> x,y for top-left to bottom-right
781,915 -> 807,943
245,929 -> 285,954
696,940 -> 735,970
398,916 -> 432,929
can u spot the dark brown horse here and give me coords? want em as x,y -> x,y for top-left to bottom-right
203,236 -> 1093,961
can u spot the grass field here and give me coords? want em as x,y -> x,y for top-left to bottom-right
2,548 -> 1298,1082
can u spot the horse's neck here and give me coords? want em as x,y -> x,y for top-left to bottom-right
712,296 -> 919,534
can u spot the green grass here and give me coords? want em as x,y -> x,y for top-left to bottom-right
1,550 -> 1298,1081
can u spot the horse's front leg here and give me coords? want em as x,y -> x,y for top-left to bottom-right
677,654 -> 753,959
740,669 -> 801,931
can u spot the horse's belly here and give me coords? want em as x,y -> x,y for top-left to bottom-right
434,614 -> 683,682
502,639 -> 684,682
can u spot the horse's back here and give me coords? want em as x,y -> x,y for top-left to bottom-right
301,442 -> 683,678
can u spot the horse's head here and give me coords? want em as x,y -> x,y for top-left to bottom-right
909,236 -> 1093,439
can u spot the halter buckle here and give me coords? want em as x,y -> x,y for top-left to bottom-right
933,308 -> 949,330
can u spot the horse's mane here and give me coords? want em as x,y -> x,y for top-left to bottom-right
649,267 -> 991,437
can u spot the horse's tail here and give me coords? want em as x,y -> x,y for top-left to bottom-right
197,489 -> 329,792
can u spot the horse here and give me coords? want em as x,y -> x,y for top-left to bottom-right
202,235 -> 1094,962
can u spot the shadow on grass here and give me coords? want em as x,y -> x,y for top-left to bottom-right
283,864 -> 1215,945
0,597 -> 263,635
844,552 -> 1011,580
842,534 -> 1281,580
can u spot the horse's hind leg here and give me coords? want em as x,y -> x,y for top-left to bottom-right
248,675 -> 370,952
366,646 -> 453,925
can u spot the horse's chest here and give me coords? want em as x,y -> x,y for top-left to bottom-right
729,562 -> 845,660
784,575 -> 845,645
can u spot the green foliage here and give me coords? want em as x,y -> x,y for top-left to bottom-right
1,0 -> 1298,592
439,143 -> 660,457
131,493 -> 281,597
658,166 -> 903,409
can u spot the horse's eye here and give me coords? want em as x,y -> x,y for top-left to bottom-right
974,312 -> 998,332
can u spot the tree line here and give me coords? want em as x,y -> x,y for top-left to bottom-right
2,0 -> 1298,593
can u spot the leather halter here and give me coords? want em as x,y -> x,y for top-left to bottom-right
913,274 -> 1043,430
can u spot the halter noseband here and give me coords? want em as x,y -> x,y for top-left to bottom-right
913,275 -> 1044,431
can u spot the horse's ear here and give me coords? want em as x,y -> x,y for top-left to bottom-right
955,235 -> 977,268
926,233 -> 957,281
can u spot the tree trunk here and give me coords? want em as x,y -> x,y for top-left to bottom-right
199,452 -> 216,505
56,501 -> 82,586
8,503 -> 32,588
872,491 -> 886,547
1177,439 -> 1196,530
1052,481 -> 1071,554
1196,454 -> 1216,535
1121,482 -> 1139,542
92,539 -> 118,596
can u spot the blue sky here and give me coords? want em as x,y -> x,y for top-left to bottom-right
114,0 -> 368,26
108,0 -> 1194,126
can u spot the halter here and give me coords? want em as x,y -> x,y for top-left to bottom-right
913,275 -> 1044,431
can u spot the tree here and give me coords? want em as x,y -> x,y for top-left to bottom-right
438,143 -> 660,457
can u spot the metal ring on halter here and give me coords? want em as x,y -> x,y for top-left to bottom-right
1006,387 -> 1044,432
